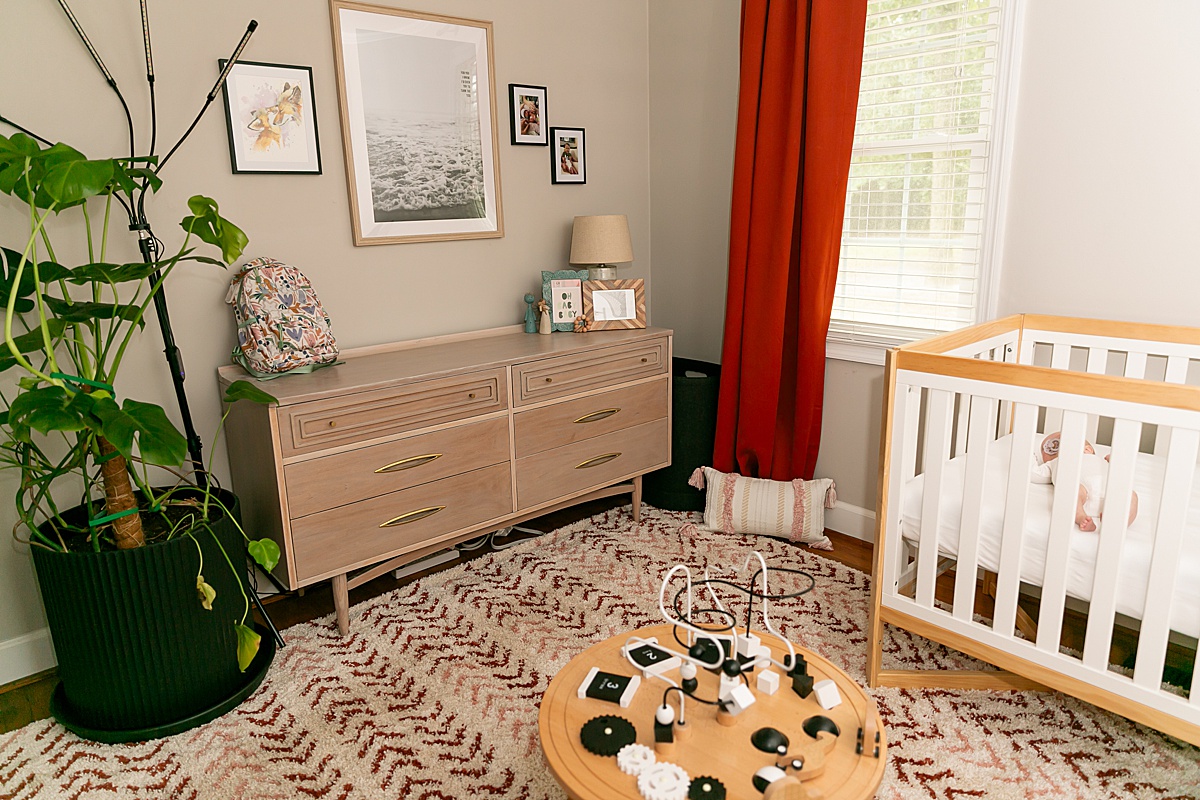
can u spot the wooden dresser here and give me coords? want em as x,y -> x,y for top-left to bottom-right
218,326 -> 672,633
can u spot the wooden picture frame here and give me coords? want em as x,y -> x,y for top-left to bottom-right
550,126 -> 585,184
508,84 -> 547,146
542,269 -> 589,332
583,279 -> 646,330
329,1 -> 504,245
219,60 -> 322,174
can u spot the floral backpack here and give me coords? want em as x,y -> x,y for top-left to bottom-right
225,257 -> 339,379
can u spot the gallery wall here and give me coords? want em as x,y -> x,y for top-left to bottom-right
0,0 -> 652,679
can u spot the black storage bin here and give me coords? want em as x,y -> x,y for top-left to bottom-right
643,357 -> 721,511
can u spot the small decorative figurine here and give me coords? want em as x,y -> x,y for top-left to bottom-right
537,299 -> 552,335
524,293 -> 538,333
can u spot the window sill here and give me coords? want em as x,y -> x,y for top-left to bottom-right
825,339 -> 890,367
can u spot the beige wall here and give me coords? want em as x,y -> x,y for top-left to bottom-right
647,0 -> 739,365
997,0 -> 1200,326
0,0 -> 651,657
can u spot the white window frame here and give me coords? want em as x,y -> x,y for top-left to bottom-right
827,0 -> 1028,366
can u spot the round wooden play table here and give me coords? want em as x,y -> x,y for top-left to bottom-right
539,623 -> 886,800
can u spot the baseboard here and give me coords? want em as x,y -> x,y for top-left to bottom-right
825,501 -> 876,543
0,629 -> 56,687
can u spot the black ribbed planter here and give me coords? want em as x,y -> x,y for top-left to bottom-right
31,489 -> 274,742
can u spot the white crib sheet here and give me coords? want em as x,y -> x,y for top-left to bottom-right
900,436 -> 1200,640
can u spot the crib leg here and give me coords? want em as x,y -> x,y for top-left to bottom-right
1014,607 -> 1039,642
982,570 -> 1038,640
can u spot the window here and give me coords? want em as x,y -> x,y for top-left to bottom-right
829,0 -> 1023,363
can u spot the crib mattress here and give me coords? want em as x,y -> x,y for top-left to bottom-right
900,437 -> 1200,640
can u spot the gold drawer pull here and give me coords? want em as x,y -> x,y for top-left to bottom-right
575,452 -> 621,470
380,506 -> 445,528
574,408 -> 620,424
375,453 -> 443,474
641,357 -> 648,363
468,392 -> 476,399
328,420 -> 337,428
545,377 -> 553,383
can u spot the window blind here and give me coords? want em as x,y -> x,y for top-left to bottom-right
831,0 -> 1005,346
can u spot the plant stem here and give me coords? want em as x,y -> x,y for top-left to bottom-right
97,436 -> 145,549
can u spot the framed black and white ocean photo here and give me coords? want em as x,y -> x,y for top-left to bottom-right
330,2 -> 504,245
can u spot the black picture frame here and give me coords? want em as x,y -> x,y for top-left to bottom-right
550,127 -> 586,185
219,59 -> 322,175
508,84 -> 548,146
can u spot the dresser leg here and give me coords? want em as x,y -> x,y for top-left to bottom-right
332,573 -> 350,635
632,475 -> 643,522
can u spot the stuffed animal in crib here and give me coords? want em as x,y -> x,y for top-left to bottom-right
1031,431 -> 1139,532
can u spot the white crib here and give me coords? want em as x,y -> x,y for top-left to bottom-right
869,314 -> 1200,747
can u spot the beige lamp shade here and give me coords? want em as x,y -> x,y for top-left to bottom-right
569,215 -> 633,279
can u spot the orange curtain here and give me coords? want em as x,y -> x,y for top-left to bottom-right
713,0 -> 867,480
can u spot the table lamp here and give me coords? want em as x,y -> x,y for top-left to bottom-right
569,215 -> 634,280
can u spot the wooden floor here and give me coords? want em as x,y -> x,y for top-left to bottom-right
0,498 -> 875,735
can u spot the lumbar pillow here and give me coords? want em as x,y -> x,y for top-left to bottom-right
687,467 -> 836,550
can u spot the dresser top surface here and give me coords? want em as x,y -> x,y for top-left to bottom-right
217,326 -> 672,405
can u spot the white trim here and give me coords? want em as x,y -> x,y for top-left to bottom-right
826,341 -> 887,366
977,0 -> 1027,321
825,500 -> 877,543
0,629 -> 56,687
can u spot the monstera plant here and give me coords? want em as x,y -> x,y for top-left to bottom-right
0,132 -> 280,741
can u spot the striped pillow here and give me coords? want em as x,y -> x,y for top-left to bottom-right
688,467 -> 836,550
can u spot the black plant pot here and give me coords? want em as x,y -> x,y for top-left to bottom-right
31,489 -> 274,743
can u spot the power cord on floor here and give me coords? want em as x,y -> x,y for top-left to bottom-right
455,526 -> 546,552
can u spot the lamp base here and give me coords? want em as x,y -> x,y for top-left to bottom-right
589,265 -> 616,280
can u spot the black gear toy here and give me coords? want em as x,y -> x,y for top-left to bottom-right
688,776 -> 727,800
580,714 -> 637,757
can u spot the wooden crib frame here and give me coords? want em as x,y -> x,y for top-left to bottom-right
868,314 -> 1200,747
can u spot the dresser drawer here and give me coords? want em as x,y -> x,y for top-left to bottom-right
511,338 -> 667,407
284,417 -> 510,518
280,368 -> 506,457
291,462 -> 513,582
513,378 -> 667,458
515,418 -> 669,510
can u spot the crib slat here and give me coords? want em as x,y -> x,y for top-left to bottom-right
1133,427 -> 1199,692
1153,357 -> 1191,455
954,395 -> 971,458
902,388 -> 920,481
993,402 -> 1039,637
917,389 -> 955,609
1192,649 -> 1200,708
882,385 -> 916,598
1043,345 -> 1074,433
1084,348 -> 1107,443
952,397 -> 997,622
1036,410 -> 1090,653
1124,351 -> 1148,380
1081,418 -> 1141,672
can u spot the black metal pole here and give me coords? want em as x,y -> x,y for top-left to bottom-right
132,224 -> 207,488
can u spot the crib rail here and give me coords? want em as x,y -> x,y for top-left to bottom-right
870,314 -> 1200,747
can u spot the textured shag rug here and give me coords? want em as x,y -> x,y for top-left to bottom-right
1,506 -> 1197,799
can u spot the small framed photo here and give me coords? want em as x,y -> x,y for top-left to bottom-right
220,60 -> 321,174
542,269 -> 589,332
509,84 -> 547,145
550,127 -> 586,184
583,279 -> 646,330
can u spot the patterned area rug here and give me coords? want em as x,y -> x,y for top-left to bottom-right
1,506 -> 1197,799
